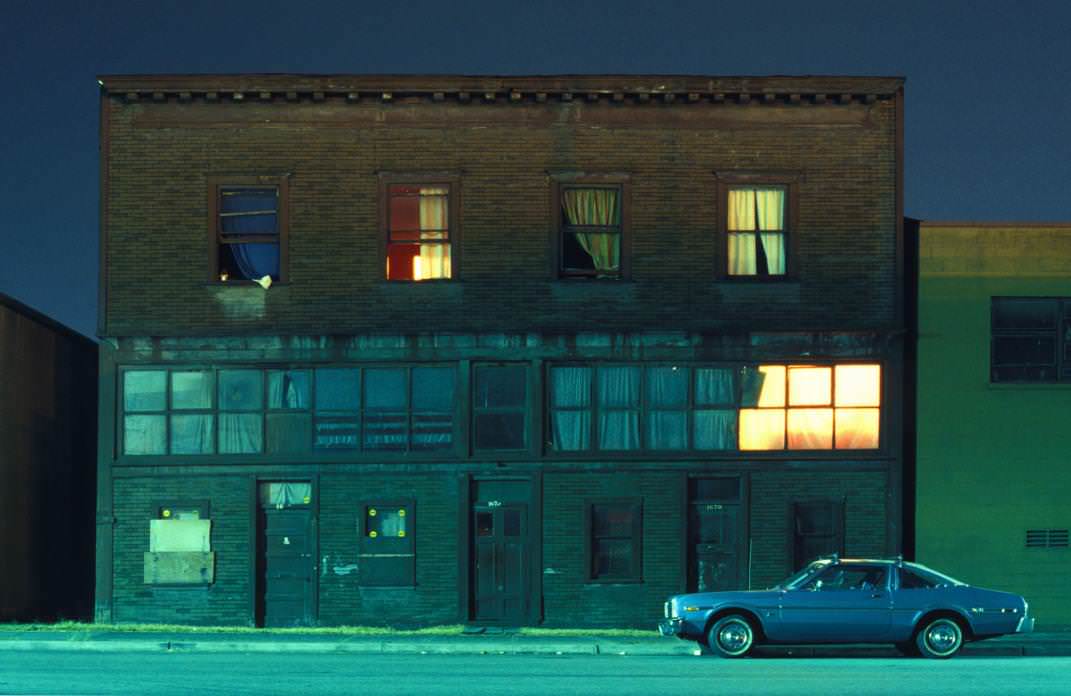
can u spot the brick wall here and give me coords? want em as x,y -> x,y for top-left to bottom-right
318,472 -> 459,626
102,97 -> 898,337
112,475 -> 252,625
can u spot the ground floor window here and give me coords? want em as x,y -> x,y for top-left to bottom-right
792,500 -> 844,570
358,501 -> 415,586
145,500 -> 214,585
587,500 -> 642,581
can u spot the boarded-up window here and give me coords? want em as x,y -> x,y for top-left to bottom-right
358,502 -> 415,587
792,501 -> 844,571
145,503 -> 214,584
588,500 -> 642,581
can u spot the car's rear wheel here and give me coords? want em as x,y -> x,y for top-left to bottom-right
915,617 -> 964,659
706,614 -> 756,658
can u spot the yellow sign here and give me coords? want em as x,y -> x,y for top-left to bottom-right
162,509 -> 171,518
369,508 -> 377,516
399,530 -> 406,538
369,530 -> 378,538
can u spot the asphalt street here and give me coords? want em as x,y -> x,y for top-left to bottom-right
1,651 -> 1068,696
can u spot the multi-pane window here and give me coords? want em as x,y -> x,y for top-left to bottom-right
792,501 -> 844,571
211,179 -> 287,283
588,501 -> 642,581
473,365 -> 527,450
548,365 -> 737,452
726,186 -> 787,276
121,365 -> 455,455
739,364 -> 881,450
559,185 -> 624,279
385,184 -> 452,281
991,297 -> 1071,382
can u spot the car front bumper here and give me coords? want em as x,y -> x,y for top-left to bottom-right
658,618 -> 683,637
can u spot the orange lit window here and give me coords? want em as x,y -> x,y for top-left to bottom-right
740,363 -> 880,451
386,184 -> 452,281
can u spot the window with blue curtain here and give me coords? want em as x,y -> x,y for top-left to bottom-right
217,185 -> 280,281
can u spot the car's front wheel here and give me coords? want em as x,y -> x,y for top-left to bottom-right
915,616 -> 964,659
706,614 -> 756,658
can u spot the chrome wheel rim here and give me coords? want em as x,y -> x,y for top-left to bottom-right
925,620 -> 961,655
717,620 -> 753,654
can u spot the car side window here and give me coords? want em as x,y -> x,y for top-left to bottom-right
803,565 -> 887,591
898,568 -> 938,590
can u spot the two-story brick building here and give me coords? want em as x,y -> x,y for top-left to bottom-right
95,74 -> 905,627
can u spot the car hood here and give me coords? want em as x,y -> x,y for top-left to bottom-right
671,589 -> 782,607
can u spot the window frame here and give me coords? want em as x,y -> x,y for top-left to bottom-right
546,361 -> 880,455
207,175 -> 290,284
357,500 -> 416,587
471,362 -> 530,453
379,173 -> 461,282
990,297 -> 1071,383
119,363 -> 458,458
551,174 -> 631,280
790,500 -> 845,571
585,498 -> 643,583
714,172 -> 800,280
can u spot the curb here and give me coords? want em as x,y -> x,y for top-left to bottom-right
0,637 -> 1067,657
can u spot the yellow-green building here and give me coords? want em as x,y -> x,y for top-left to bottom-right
915,221 -> 1071,628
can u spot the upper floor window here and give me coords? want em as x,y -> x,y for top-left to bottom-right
384,182 -> 454,281
991,297 -> 1071,382
727,187 -> 786,276
716,174 -> 797,279
554,176 -> 629,279
209,177 -> 288,283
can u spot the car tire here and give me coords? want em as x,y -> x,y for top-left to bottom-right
706,614 -> 757,658
914,616 -> 964,659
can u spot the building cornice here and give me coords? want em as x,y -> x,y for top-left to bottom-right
98,73 -> 904,106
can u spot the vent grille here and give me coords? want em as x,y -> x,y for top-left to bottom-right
1026,529 -> 1070,548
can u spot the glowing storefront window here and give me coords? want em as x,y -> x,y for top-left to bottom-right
739,363 -> 881,451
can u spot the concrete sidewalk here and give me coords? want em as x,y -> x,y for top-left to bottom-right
0,629 -> 1069,657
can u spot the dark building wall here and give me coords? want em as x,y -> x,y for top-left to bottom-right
100,83 -> 899,337
96,75 -> 904,628
0,294 -> 97,622
318,471 -> 460,626
111,474 -> 252,625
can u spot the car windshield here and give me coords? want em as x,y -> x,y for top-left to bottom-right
775,560 -> 830,589
906,562 -> 966,587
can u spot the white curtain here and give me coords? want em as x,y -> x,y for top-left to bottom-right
550,367 -> 591,450
219,413 -> 263,453
561,188 -> 621,274
417,187 -> 450,279
170,414 -> 213,454
598,367 -> 639,449
646,367 -> 688,449
268,370 -> 309,409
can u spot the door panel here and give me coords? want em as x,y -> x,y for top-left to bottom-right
258,507 -> 314,627
472,505 -> 528,624
690,502 -> 742,592
778,565 -> 892,641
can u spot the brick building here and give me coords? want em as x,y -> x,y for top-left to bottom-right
95,74 -> 905,627
1,293 -> 97,621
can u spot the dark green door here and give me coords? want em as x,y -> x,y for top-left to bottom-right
473,504 -> 528,623
258,507 -> 314,627
690,501 -> 742,592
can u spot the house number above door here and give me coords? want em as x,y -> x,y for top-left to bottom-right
487,500 -> 503,508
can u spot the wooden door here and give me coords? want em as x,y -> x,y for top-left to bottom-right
257,507 -> 314,627
472,504 -> 528,624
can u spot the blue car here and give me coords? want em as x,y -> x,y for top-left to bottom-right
658,555 -> 1034,658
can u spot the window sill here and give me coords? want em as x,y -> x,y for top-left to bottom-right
584,579 -> 644,586
204,280 -> 289,287
714,275 -> 801,284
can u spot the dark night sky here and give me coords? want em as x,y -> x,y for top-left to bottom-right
1,0 -> 1069,339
